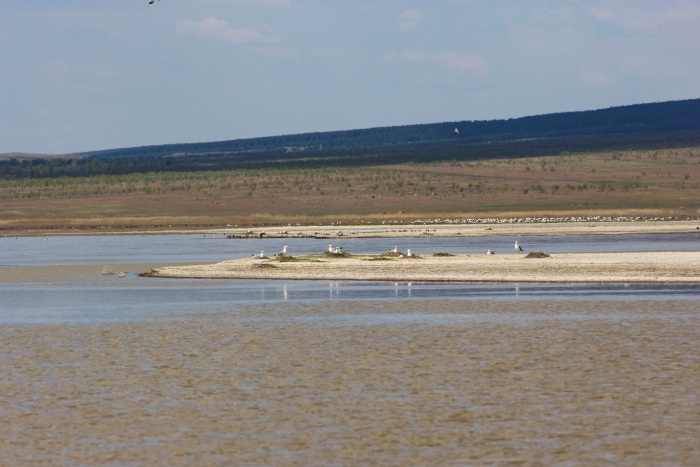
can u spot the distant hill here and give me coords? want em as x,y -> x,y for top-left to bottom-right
2,98 -> 699,178
82,98 -> 700,160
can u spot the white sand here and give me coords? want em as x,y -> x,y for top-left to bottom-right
146,251 -> 700,283
215,219 -> 700,238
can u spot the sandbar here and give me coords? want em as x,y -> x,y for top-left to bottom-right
209,219 -> 700,238
145,251 -> 700,283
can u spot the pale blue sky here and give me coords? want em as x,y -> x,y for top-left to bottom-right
2,0 -> 699,154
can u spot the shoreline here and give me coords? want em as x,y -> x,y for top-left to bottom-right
2,219 -> 699,239
144,251 -> 700,284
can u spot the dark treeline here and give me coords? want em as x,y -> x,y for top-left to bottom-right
2,99 -> 699,179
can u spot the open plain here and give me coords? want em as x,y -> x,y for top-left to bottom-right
1,148 -> 698,234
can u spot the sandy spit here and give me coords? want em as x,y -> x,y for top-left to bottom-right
221,220 -> 700,238
7,219 -> 700,238
145,251 -> 700,283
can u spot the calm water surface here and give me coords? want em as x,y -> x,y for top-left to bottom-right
2,231 -> 699,265
1,232 -> 698,325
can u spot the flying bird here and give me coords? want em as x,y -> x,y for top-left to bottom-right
149,0 -> 159,4
454,128 -> 460,135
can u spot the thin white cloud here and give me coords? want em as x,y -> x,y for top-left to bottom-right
393,49 -> 488,75
176,17 -> 282,45
206,0 -> 291,6
587,6 -> 656,33
397,9 -> 424,31
587,2 -> 700,34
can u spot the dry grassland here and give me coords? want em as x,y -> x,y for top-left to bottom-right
1,147 -> 698,232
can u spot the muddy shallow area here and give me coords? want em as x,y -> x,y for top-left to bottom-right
2,299 -> 698,465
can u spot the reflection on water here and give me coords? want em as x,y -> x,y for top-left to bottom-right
2,275 -> 699,325
0,231 -> 698,325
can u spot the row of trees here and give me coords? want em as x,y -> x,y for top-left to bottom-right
81,98 -> 700,160
2,99 -> 699,179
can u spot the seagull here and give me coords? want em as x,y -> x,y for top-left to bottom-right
487,249 -> 494,255
276,245 -> 288,256
514,241 -> 523,253
406,249 -> 413,257
259,251 -> 264,258
454,128 -> 460,135
328,244 -> 334,253
391,246 -> 398,253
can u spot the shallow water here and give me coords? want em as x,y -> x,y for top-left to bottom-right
1,232 -> 698,325
1,231 -> 698,266
1,299 -> 698,465
0,233 -> 698,464
2,275 -> 699,325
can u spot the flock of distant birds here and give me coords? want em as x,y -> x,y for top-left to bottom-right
252,241 -> 527,259
0,236 -> 527,257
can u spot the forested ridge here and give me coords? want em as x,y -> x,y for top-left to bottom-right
2,98 -> 699,179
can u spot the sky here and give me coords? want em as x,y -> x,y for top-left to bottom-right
1,1 -> 699,155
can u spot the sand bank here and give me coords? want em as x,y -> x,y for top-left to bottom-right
7,219 -> 700,238
145,251 -> 700,283
212,219 -> 700,238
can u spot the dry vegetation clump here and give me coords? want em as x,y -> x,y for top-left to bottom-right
432,252 -> 454,257
252,263 -> 278,269
273,255 -> 324,263
382,252 -> 404,257
323,251 -> 351,258
524,252 -> 551,258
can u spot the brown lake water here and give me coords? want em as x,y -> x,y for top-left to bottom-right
2,299 -> 699,465
1,234 -> 699,465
